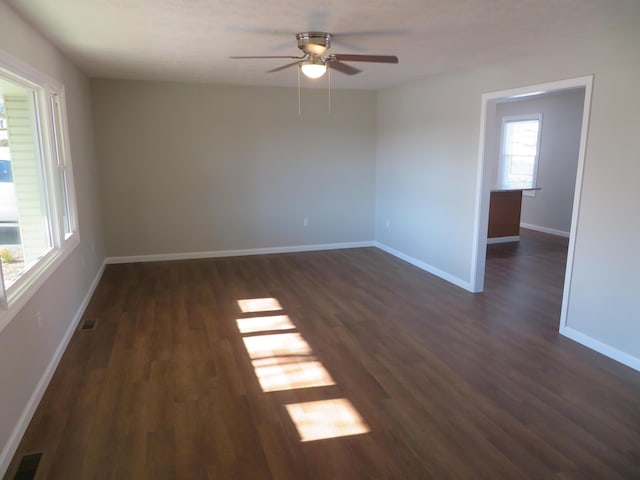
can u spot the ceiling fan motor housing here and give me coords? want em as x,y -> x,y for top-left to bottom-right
296,32 -> 331,56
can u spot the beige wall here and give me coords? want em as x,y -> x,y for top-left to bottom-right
0,2 -> 104,474
91,80 -> 376,257
376,21 -> 640,362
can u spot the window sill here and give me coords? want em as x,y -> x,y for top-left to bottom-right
0,233 -> 79,334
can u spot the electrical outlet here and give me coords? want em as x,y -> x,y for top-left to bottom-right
303,217 -> 309,227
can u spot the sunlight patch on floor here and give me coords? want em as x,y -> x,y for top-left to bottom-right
242,332 -> 311,358
236,314 -> 295,334
285,399 -> 370,442
241,332 -> 335,392
237,297 -> 370,442
251,358 -> 334,392
237,297 -> 282,313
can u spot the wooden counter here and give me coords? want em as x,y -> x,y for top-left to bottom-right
488,188 -> 539,243
488,190 -> 522,240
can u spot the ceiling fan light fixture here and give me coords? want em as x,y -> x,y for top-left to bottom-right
300,57 -> 327,79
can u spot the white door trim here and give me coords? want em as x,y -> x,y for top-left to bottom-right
470,76 -> 594,334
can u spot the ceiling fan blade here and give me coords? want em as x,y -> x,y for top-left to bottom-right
327,61 -> 361,75
267,61 -> 300,73
229,56 -> 303,59
332,54 -> 399,64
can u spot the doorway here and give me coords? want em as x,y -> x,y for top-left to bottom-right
470,76 -> 593,332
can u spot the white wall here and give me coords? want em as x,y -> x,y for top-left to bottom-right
495,89 -> 585,234
0,3 -> 105,475
376,21 -> 640,363
91,80 -> 376,258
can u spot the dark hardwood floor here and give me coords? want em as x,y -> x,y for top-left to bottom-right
6,229 -> 640,479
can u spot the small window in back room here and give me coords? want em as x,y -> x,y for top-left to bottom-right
499,114 -> 542,195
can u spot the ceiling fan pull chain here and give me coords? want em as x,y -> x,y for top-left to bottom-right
297,64 -> 301,116
328,67 -> 331,115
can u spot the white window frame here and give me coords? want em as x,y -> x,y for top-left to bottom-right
0,49 -> 79,330
498,113 -> 543,197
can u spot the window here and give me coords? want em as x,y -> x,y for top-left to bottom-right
0,52 -> 78,315
498,114 -> 542,195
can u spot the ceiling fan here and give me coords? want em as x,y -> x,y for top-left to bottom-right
231,32 -> 399,79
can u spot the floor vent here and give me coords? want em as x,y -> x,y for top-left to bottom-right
80,316 -> 98,330
13,452 -> 43,480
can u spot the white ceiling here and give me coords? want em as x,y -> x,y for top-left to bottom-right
6,0 -> 640,90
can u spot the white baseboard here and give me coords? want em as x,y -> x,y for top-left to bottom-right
105,241 -> 375,264
560,325 -> 640,372
110,240 -> 473,293
374,242 -> 473,292
520,222 -> 570,238
487,236 -> 520,244
0,261 -> 106,477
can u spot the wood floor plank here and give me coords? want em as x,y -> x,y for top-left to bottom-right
5,229 -> 640,479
